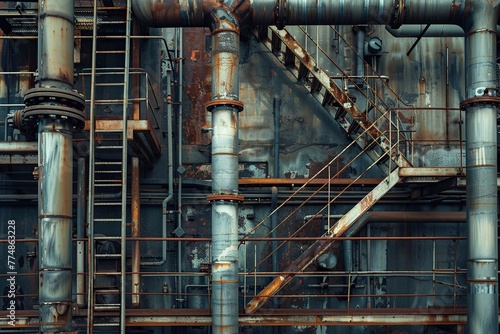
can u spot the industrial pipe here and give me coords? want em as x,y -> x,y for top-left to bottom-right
460,1 -> 500,333
132,0 -> 465,29
16,0 -> 85,332
206,7 -> 243,334
131,157 -> 141,307
385,24 -> 500,38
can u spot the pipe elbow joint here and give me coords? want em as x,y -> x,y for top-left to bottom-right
207,7 -> 240,32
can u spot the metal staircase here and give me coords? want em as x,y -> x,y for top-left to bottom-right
256,26 -> 413,170
86,0 -> 131,332
243,26 -> 414,313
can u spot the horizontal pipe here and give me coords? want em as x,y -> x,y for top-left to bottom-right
132,0 -> 465,28
386,24 -> 500,37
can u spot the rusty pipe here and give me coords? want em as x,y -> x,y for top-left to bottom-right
133,0 -> 465,29
34,0 -> 83,332
207,8 -> 242,334
131,157 -> 141,307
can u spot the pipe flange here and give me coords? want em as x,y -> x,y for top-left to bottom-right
24,87 -> 85,111
207,194 -> 245,203
390,0 -> 404,29
206,99 -> 244,112
13,109 -> 24,129
276,0 -> 286,30
23,104 -> 85,128
460,88 -> 500,110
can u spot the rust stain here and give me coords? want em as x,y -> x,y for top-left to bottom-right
183,29 -> 212,145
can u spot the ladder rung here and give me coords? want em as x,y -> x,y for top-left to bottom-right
94,82 -> 125,87
96,145 -> 123,150
96,50 -> 127,54
95,183 -> 123,187
95,202 -> 122,206
96,6 -> 128,10
95,179 -> 122,183
96,161 -> 123,165
94,218 -> 123,222
94,236 -> 122,240
95,288 -> 120,294
94,271 -> 123,275
94,304 -> 120,314
90,322 -> 120,326
95,254 -> 122,259
95,129 -> 126,133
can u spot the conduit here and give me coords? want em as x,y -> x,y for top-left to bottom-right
13,0 -> 85,331
131,0 -> 498,332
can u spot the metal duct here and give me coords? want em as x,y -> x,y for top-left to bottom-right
460,2 -> 500,333
13,0 -> 85,331
205,8 -> 243,334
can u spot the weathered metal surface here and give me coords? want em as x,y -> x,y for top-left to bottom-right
258,26 -> 412,171
83,119 -> 161,162
209,12 -> 241,334
246,168 -> 401,314
1,307 -> 489,327
182,28 -> 212,145
38,118 -> 74,332
464,11 -> 499,332
133,0 -> 465,28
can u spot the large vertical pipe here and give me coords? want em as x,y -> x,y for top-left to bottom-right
35,0 -> 80,332
461,2 -> 500,333
206,8 -> 243,334
38,118 -> 73,332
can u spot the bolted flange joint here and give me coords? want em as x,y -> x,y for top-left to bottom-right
15,87 -> 85,132
206,99 -> 244,113
460,87 -> 500,110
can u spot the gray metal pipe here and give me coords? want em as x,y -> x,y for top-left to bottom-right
385,24 -> 500,37
355,27 -> 365,83
132,0 -> 465,28
37,0 -> 74,90
35,0 -> 80,332
38,118 -> 73,332
208,9 -> 242,334
462,2 -> 500,333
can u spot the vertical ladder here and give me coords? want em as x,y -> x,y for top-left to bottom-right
87,0 -> 131,332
